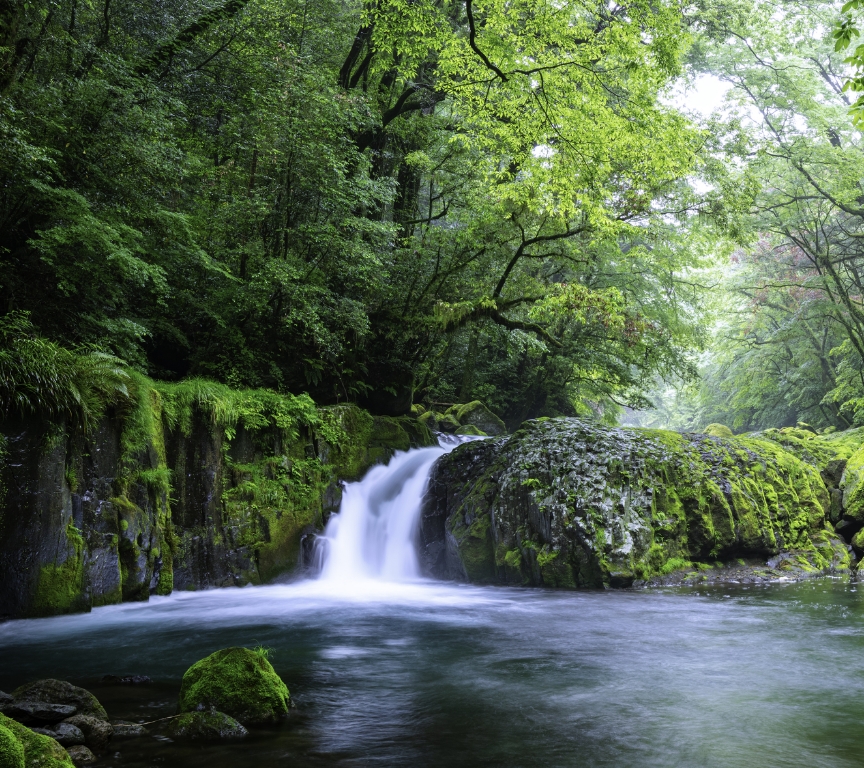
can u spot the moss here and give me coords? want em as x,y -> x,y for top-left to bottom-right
0,714 -> 72,768
660,557 -> 693,575
178,647 -> 290,725
455,425 -> 487,436
504,548 -> 521,568
449,510 -> 497,582
0,722 -> 24,768
703,423 -> 733,438
31,522 -> 88,617
451,401 -> 507,436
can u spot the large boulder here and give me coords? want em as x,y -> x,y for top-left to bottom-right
421,418 -> 842,587
10,682 -> 106,723
0,714 -> 73,768
167,711 -> 248,740
177,647 -> 290,725
449,402 -> 506,436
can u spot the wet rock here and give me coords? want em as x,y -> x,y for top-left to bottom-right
65,745 -> 95,766
178,647 -> 290,725
0,692 -> 12,711
9,702 -> 77,723
0,719 -> 25,768
436,413 -> 461,433
109,721 -> 148,739
30,723 -> 84,747
0,713 -> 73,767
99,675 -> 151,685
60,717 -> 112,752
11,681 -> 107,722
422,418 -> 844,588
167,711 -> 248,740
449,401 -> 506,436
455,425 -> 487,437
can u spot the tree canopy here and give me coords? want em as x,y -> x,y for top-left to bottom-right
2,0 -> 797,427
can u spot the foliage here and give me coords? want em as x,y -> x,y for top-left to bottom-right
632,0 -> 864,433
0,0 -> 717,423
0,312 -> 129,429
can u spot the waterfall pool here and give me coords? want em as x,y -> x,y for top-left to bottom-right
1,578 -> 864,767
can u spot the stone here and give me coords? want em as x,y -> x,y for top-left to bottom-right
417,411 -> 440,432
8,703 -> 76,723
167,711 -> 248,740
455,425 -> 487,436
11,682 -> 106,722
703,423 -> 733,438
109,722 -> 148,739
178,647 -> 290,725
47,724 -> 84,748
450,402 -> 506,436
64,746 -> 95,766
436,413 -> 461,433
0,713 -> 73,767
0,721 -> 24,768
60,717 -> 112,752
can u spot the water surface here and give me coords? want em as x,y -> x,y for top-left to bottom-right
2,578 -> 863,767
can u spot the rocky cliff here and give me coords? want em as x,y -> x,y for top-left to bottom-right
0,377 -> 433,620
421,418 -> 860,587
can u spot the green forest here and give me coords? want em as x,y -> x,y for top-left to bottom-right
4,0 -> 864,432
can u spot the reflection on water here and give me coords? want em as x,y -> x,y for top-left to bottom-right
2,579 -> 864,767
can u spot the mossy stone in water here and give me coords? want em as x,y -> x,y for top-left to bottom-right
168,711 -> 248,740
0,723 -> 24,768
0,714 -> 73,768
178,647 -> 290,725
703,423 -> 733,438
11,681 -> 107,722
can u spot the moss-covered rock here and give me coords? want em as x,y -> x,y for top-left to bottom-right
167,711 -> 248,740
703,423 -> 733,438
0,722 -> 24,768
11,681 -> 107,722
177,647 -> 290,725
448,401 -> 506,436
0,714 -> 73,768
455,425 -> 487,436
423,418 -> 842,587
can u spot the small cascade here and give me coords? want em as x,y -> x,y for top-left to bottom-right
315,435 -> 475,584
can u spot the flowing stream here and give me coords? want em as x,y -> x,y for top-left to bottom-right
2,446 -> 864,767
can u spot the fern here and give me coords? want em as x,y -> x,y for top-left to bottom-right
0,312 -> 130,430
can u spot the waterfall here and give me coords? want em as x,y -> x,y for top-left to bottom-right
315,435 -> 475,583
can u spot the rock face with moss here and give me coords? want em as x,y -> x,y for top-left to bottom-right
421,418 -> 850,587
177,647 -> 289,725
0,377 -> 435,619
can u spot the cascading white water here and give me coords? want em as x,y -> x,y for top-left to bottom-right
315,435 -> 475,583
